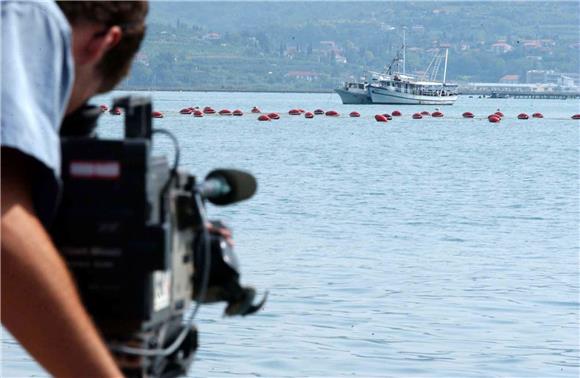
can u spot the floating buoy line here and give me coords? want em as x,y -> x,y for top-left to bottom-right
101,104 -> 580,122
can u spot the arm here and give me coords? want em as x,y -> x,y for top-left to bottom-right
1,150 -> 122,377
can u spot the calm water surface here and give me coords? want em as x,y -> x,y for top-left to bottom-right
3,92 -> 579,377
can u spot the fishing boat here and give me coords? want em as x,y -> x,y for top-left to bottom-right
335,39 -> 458,105
334,81 -> 372,104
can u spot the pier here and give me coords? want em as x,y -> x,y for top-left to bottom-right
459,83 -> 580,100
460,90 -> 580,100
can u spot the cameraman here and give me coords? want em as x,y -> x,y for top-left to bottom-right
1,1 -> 147,376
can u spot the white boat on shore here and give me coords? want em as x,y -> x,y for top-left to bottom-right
336,42 -> 458,105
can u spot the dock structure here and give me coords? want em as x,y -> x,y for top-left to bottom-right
460,91 -> 580,100
498,91 -> 580,99
459,82 -> 580,100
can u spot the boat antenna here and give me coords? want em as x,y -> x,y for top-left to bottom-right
443,48 -> 449,84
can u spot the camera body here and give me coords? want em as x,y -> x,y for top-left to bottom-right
51,96 -> 264,377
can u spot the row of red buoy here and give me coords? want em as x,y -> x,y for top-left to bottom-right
487,111 -> 547,123
102,105 -> 166,118
175,107 -> 409,118
101,104 -> 580,121
463,111 -> 547,121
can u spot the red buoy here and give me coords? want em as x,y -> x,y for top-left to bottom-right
432,111 -> 444,118
298,109 -> 305,113
304,112 -> 314,119
392,110 -> 402,117
495,111 -> 504,118
203,107 -> 216,114
412,113 -> 423,119
251,107 -> 261,113
180,108 -> 193,114
375,114 -> 388,122
152,111 -> 164,118
268,112 -> 280,120
110,107 -> 122,115
420,111 -> 430,116
233,109 -> 243,116
572,114 -> 580,120
314,109 -> 325,115
193,110 -> 204,117
488,115 -> 501,123
219,109 -> 232,116
532,112 -> 543,118
462,112 -> 474,118
258,115 -> 271,121
99,104 -> 109,112
325,110 -> 339,117
289,109 -> 301,115
517,113 -> 529,120
349,111 -> 360,117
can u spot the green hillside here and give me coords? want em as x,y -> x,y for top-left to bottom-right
121,1 -> 580,91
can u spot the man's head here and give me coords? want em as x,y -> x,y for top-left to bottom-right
57,1 -> 148,113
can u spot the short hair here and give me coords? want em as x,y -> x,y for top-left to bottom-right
57,1 -> 148,92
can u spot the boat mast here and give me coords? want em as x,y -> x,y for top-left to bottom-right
443,48 -> 448,84
402,28 -> 406,75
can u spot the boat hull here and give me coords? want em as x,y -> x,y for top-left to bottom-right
335,88 -> 372,104
369,86 -> 457,105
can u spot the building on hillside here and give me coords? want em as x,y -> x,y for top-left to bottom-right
491,41 -> 513,54
499,75 -> 520,84
317,41 -> 346,64
522,40 -> 542,50
459,42 -> 471,51
526,70 -> 550,83
525,55 -> 543,62
559,75 -> 576,88
526,70 -> 576,87
285,71 -> 320,81
284,46 -> 299,59
203,32 -> 221,41
334,54 -> 347,64
562,73 -> 580,87
319,41 -> 337,51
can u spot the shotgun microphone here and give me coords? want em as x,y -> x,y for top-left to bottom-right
197,169 -> 257,205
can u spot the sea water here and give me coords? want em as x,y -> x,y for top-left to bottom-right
2,92 -> 579,377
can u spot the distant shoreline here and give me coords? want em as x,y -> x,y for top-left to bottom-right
116,87 -> 580,100
119,87 -> 335,94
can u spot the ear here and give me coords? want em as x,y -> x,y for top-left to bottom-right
78,26 -> 122,65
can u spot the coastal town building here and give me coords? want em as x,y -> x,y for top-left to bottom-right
285,71 -> 320,81
499,75 -> 520,84
491,41 -> 513,54
526,70 -> 579,87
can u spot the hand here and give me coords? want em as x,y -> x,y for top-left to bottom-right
206,220 -> 234,247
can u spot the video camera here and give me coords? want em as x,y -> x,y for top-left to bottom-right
51,95 -> 266,377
